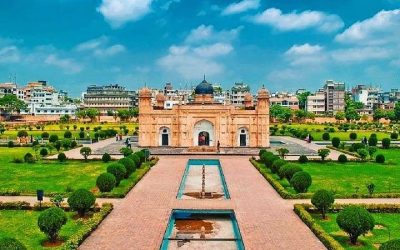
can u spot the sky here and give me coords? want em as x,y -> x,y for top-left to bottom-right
0,0 -> 399,97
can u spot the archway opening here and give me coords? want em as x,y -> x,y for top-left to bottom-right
193,120 -> 214,146
198,131 -> 210,146
160,127 -> 170,146
238,128 -> 248,147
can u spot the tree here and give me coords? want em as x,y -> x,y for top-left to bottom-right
318,149 -> 330,161
335,111 -> 345,122
336,206 -> 375,245
75,110 -> 87,120
96,173 -> 116,192
290,171 -> 312,193
294,109 -> 307,122
276,148 -> 289,159
270,104 -> 292,122
367,146 -> 377,160
394,101 -> 400,121
345,108 -> 360,121
311,189 -> 335,219
118,157 -> 136,178
0,94 -> 27,119
37,207 -> 67,242
85,108 -> 100,122
373,108 -> 386,121
80,147 -> 92,161
107,163 -> 127,186
331,137 -> 340,148
59,114 -> 70,123
297,91 -> 310,110
357,148 -> 368,161
382,138 -> 391,149
67,189 -> 96,217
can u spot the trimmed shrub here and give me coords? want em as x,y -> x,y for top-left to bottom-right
57,153 -> 67,162
390,132 -> 398,140
54,141 -> 61,151
283,164 -> 302,181
128,154 -> 141,168
271,159 -> 286,174
311,189 -> 334,219
259,149 -> 267,158
331,137 -> 340,148
49,134 -> 59,143
357,148 -> 369,161
350,143 -> 365,152
64,131 -> 72,139
380,239 -> 400,250
80,147 -> 92,161
349,132 -> 357,140
322,132 -> 330,140
278,164 -> 290,179
135,150 -> 146,163
70,140 -> 77,148
32,140 -> 39,146
336,206 -> 375,245
368,135 -> 378,146
67,189 -> 96,217
79,131 -> 85,139
102,153 -> 111,163
318,149 -> 330,161
7,141 -> 14,148
107,163 -> 127,186
118,157 -> 136,178
260,151 -> 273,163
290,171 -> 312,193
24,153 -> 35,163
338,154 -> 348,163
37,207 -> 67,242
0,238 -> 26,250
382,138 -> 391,149
264,154 -> 279,168
39,148 -> 48,157
376,154 -> 385,163
17,130 -> 28,137
96,173 -> 116,192
298,155 -> 308,164
41,132 -> 49,139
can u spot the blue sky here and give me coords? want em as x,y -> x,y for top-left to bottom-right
0,0 -> 399,96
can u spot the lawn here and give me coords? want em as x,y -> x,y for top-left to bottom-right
0,210 -> 84,249
256,148 -> 400,198
0,147 -> 151,197
312,212 -> 400,249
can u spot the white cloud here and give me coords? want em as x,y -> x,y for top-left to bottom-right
252,8 -> 344,33
75,36 -> 126,57
97,0 -> 152,28
284,43 -> 326,66
161,0 -> 181,10
331,47 -> 392,62
44,54 -> 83,73
222,0 -> 260,16
335,9 -> 400,45
184,25 -> 242,44
193,43 -> 233,58
0,46 -> 20,63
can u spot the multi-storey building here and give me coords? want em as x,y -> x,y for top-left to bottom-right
270,92 -> 299,110
306,90 -> 326,115
230,82 -> 250,106
351,85 -> 381,114
82,84 -> 137,114
0,83 -> 24,99
324,80 -> 345,114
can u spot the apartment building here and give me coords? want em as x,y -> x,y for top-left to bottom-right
270,92 -> 299,110
306,90 -> 326,115
230,82 -> 250,106
324,80 -> 345,114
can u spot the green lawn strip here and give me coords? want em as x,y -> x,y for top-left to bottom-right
0,202 -> 112,250
294,204 -> 400,250
251,147 -> 400,199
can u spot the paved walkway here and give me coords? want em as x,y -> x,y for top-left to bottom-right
80,156 -> 325,250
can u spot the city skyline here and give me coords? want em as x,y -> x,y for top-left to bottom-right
1,0 -> 400,97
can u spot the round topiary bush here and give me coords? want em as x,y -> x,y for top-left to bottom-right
380,239 -> 400,250
298,155 -> 308,164
349,132 -> 357,140
7,141 -> 14,148
118,157 -> 136,178
67,189 -> 96,217
271,159 -> 286,174
338,154 -> 348,163
368,135 -> 378,146
322,132 -> 330,141
39,148 -> 48,157
17,130 -> 28,138
261,151 -> 273,163
336,206 -> 375,245
57,153 -> 67,162
278,164 -> 290,179
24,153 -> 35,163
102,153 -> 111,163
290,171 -> 312,193
259,149 -> 267,158
96,173 -> 116,192
357,148 -> 369,161
70,140 -> 77,148
107,163 -> 127,186
135,150 -> 145,163
264,155 -> 279,168
0,237 -> 27,250
311,189 -> 335,219
37,207 -> 67,242
63,131 -> 72,138
382,138 -> 391,149
49,134 -> 59,143
281,164 -> 302,181
332,137 -> 340,148
390,132 -> 398,140
376,154 -> 385,163
128,153 -> 141,168
41,132 -> 49,139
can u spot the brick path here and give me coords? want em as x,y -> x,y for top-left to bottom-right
79,156 -> 325,250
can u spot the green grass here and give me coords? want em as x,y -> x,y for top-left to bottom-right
309,131 -> 390,141
312,212 -> 400,249
0,210 -> 84,249
259,148 -> 400,197
0,147 -> 151,197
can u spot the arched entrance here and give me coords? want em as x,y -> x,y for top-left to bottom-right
193,120 -> 214,146
159,127 -> 170,146
238,127 -> 249,147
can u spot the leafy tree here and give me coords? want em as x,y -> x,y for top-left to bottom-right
335,111 -> 345,121
367,146 -> 377,160
345,108 -> 360,121
59,114 -> 70,123
331,137 -> 340,148
311,189 -> 335,219
318,149 -> 330,161
37,207 -> 67,242
75,110 -> 87,120
357,148 -> 368,161
394,101 -> 400,121
294,109 -> 307,122
382,138 -> 391,149
296,91 -> 310,110
276,148 -> 289,159
0,94 -> 27,118
373,108 -> 386,121
85,108 -> 100,122
336,206 -> 375,245
80,147 -> 92,161
270,104 -> 292,122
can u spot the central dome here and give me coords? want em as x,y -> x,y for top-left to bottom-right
194,78 -> 214,95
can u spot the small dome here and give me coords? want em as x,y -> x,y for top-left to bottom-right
139,87 -> 151,97
244,93 -> 253,102
156,92 -> 166,101
195,78 -> 214,95
258,87 -> 269,97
